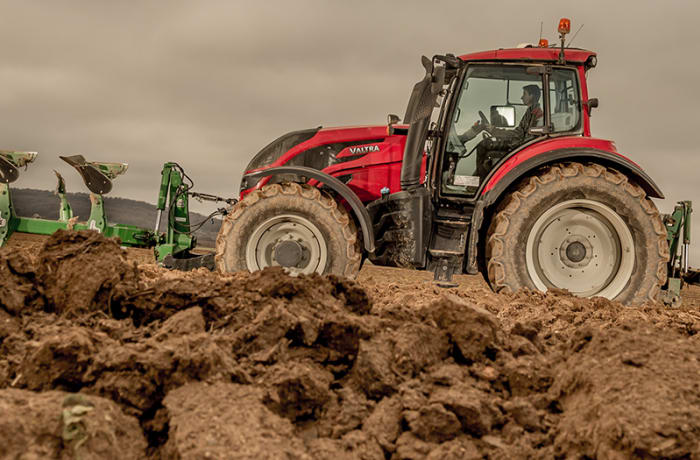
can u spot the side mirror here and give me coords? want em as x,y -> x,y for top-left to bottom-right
431,64 -> 446,94
387,114 -> 400,125
490,105 -> 516,127
585,98 -> 599,115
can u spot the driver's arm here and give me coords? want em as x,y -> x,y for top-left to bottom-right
458,121 -> 484,143
488,108 -> 530,141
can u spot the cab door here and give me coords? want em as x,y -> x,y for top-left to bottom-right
440,64 -> 547,197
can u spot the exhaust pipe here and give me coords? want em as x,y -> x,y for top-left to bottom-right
400,116 -> 430,190
400,57 -> 444,191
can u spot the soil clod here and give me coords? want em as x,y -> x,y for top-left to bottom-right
2,230 -> 699,458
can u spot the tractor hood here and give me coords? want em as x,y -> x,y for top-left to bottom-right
243,124 -> 406,174
239,124 -> 409,194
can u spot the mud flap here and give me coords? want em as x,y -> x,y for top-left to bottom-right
367,187 -> 431,268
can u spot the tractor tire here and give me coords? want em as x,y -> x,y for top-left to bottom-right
486,162 -> 669,305
215,182 -> 362,279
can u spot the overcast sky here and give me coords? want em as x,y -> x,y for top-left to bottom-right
1,0 -> 698,263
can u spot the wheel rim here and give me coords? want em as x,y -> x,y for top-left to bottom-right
525,199 -> 635,299
246,214 -> 328,276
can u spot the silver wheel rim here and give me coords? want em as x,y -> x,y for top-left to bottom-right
525,199 -> 635,299
246,214 -> 328,276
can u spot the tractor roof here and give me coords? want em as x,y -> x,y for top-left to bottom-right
459,47 -> 596,65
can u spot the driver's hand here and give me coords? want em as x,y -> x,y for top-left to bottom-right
482,137 -> 496,148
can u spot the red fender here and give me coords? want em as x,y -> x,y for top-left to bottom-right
480,136 -> 664,205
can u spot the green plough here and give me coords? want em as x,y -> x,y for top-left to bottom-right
0,151 -> 235,269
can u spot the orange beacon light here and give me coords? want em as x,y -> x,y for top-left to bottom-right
558,18 -> 571,35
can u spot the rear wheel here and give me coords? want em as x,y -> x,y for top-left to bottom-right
486,162 -> 669,305
215,182 -> 362,278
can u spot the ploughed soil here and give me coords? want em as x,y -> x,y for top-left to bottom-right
1,231 -> 699,459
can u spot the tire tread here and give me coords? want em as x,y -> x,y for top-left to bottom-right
215,183 -> 362,278
485,162 -> 668,304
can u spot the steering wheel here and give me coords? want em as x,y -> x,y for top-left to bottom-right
478,110 -> 489,125
478,110 -> 494,139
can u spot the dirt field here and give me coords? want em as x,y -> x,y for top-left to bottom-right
1,231 -> 699,459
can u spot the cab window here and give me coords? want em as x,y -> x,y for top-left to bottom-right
549,68 -> 581,132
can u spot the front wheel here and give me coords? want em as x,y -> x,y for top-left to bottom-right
215,182 -> 362,278
486,162 -> 669,305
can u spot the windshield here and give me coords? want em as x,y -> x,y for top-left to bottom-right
441,64 -> 580,197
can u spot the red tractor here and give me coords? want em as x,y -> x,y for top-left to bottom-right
216,22 -> 670,305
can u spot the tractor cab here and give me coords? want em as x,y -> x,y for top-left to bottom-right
439,59 -> 584,197
409,44 -> 598,203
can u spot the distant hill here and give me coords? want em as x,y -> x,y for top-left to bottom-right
11,188 -> 221,247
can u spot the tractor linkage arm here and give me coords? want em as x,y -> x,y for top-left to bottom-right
662,200 -> 695,306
